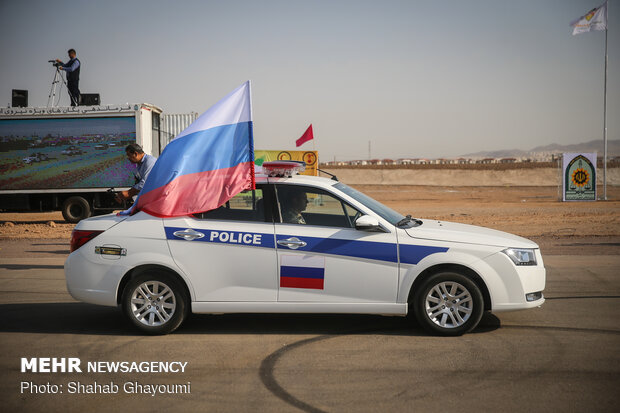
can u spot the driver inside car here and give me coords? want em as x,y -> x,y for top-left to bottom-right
280,189 -> 308,224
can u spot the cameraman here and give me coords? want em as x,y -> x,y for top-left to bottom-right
55,49 -> 80,106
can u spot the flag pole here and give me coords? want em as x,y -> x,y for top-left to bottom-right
248,80 -> 256,189
603,13 -> 608,200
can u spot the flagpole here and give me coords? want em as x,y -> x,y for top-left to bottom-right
603,15 -> 608,200
248,80 -> 256,189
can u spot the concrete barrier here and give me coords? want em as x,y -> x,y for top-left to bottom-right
322,167 -> 620,187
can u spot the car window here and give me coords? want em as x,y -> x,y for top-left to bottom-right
196,188 -> 267,222
275,185 -> 360,228
343,203 -> 360,227
333,182 -> 405,226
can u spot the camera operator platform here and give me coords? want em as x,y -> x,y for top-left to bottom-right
48,49 -> 80,107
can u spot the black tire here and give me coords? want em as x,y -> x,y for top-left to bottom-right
62,196 -> 92,223
412,271 -> 484,336
121,271 -> 189,335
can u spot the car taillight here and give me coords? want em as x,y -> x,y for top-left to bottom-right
70,230 -> 103,252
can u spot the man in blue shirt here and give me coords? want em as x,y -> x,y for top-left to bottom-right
115,143 -> 157,203
55,49 -> 80,106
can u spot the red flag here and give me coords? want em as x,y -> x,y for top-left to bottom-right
296,124 -> 314,147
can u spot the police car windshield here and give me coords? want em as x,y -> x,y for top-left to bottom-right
333,182 -> 406,226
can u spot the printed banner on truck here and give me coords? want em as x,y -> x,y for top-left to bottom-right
0,117 -> 137,190
563,152 -> 597,201
254,150 -> 318,176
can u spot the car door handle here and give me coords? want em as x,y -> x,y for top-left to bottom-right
277,237 -> 307,249
173,228 -> 205,241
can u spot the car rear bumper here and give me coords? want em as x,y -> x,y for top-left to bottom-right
64,250 -> 121,307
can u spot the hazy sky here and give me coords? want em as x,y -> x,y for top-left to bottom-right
1,0 -> 618,160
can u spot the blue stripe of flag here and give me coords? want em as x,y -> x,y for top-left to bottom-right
280,265 -> 324,279
140,121 -> 252,196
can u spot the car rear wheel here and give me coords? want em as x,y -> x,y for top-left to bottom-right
412,271 -> 484,336
121,271 -> 189,335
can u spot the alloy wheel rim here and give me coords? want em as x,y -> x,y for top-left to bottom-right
425,281 -> 473,328
130,281 -> 176,326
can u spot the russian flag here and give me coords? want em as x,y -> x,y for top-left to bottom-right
280,255 -> 325,290
127,81 -> 255,217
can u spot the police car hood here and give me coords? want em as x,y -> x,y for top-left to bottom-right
405,219 -> 538,249
74,213 -> 128,231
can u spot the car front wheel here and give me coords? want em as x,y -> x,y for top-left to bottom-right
121,271 -> 189,335
412,271 -> 484,336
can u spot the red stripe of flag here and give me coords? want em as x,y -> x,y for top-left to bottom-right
138,162 -> 254,217
280,276 -> 324,290
295,124 -> 314,147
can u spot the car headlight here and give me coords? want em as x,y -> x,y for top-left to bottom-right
502,248 -> 537,266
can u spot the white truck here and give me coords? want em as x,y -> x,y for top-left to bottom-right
0,104 -> 163,222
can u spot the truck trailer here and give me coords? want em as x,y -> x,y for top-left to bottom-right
0,103 -> 163,222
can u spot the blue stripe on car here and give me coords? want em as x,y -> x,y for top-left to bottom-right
276,234 -> 398,263
399,244 -> 449,265
165,227 -> 448,264
164,227 -> 275,248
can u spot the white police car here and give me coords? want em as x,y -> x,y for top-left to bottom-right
65,162 -> 545,336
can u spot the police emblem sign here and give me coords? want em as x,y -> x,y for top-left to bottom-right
563,153 -> 597,201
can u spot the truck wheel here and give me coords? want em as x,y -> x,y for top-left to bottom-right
62,196 -> 92,223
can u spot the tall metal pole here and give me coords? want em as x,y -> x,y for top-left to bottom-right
603,16 -> 608,200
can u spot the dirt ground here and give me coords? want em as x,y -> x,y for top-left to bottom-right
360,185 -> 620,237
360,185 -> 620,255
1,185 -> 619,255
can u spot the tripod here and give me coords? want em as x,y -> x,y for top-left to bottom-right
47,65 -> 77,107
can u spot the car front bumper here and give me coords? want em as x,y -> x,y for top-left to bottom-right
477,249 -> 546,312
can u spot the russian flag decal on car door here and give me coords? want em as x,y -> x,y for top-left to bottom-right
280,255 -> 325,290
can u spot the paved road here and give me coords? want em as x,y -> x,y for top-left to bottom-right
0,239 -> 618,412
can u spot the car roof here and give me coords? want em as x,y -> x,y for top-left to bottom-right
258,174 -> 339,189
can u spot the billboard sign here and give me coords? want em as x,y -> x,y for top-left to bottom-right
0,117 -> 137,190
254,150 -> 319,176
563,152 -> 597,201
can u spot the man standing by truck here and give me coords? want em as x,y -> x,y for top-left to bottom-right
55,49 -> 80,106
115,143 -> 157,203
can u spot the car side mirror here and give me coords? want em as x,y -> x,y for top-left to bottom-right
355,215 -> 386,232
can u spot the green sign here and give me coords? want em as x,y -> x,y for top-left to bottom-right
563,153 -> 596,201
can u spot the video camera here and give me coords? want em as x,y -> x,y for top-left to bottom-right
48,60 -> 62,68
